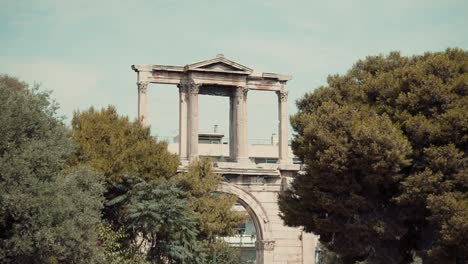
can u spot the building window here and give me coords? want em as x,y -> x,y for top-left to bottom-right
198,134 -> 223,144
254,158 -> 278,164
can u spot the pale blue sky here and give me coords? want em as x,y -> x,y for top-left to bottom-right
1,0 -> 467,140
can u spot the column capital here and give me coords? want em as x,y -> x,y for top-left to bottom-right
178,84 -> 188,104
235,86 -> 248,101
137,81 -> 148,94
277,90 -> 288,102
255,240 -> 275,251
177,83 -> 188,94
137,81 -> 148,126
189,82 -> 200,94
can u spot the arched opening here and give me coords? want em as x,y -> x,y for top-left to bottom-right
223,203 -> 257,263
218,182 -> 274,264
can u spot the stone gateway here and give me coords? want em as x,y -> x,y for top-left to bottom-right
132,55 -> 318,264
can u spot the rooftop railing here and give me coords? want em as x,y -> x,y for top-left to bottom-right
158,136 -> 293,146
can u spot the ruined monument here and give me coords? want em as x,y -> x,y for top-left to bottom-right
132,55 -> 318,264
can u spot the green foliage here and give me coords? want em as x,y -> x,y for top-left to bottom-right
70,106 -> 179,227
282,102 -> 413,263
0,76 -> 105,263
177,159 -> 247,240
71,107 -> 246,264
108,173 -> 246,264
205,240 -> 243,264
0,74 -> 27,92
279,49 -> 468,263
97,223 -> 149,264
70,106 -> 179,183
317,243 -> 344,264
119,179 -> 205,263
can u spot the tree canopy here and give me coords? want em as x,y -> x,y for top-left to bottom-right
124,179 -> 205,263
0,75 -> 105,263
279,49 -> 468,264
70,107 -> 247,263
70,106 -> 180,228
177,159 -> 247,240
70,106 -> 179,183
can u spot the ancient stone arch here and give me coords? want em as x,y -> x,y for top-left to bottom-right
131,55 -> 318,264
218,182 -> 271,240
218,182 -> 276,263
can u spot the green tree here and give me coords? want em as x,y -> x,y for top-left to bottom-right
279,49 -> 468,264
70,106 -> 179,226
119,179 -> 205,263
205,241 -> 243,264
97,223 -> 149,264
0,75 -> 105,263
71,107 -> 247,263
107,171 -> 245,264
70,106 -> 179,183
177,159 -> 247,241
317,243 -> 344,264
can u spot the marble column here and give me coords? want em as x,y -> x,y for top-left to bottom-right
188,83 -> 200,161
137,81 -> 148,126
234,86 -> 249,163
178,84 -> 188,162
277,89 -> 289,164
229,94 -> 237,161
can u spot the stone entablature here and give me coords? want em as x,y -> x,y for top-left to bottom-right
132,54 -> 290,89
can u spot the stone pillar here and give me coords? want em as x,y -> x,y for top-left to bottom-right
234,86 -> 249,164
229,94 -> 237,161
188,82 -> 200,161
137,81 -> 148,126
178,84 -> 188,162
277,89 -> 289,164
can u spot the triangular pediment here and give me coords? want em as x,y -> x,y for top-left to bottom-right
187,54 -> 253,74
199,62 -> 240,71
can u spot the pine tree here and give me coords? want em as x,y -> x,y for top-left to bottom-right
279,49 -> 468,263
124,179 -> 205,263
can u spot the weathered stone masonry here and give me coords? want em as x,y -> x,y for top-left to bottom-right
132,55 -> 318,264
